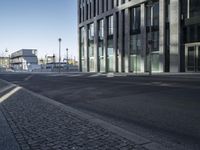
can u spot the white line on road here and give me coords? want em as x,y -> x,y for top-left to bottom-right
0,87 -> 22,103
24,75 -> 33,81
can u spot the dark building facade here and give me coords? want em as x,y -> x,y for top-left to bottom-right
78,0 -> 200,73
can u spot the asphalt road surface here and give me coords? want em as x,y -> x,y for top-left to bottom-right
1,72 -> 200,150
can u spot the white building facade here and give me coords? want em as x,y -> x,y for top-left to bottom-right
11,49 -> 38,71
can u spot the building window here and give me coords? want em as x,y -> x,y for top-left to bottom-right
102,0 -> 104,13
80,27 -> 86,71
190,0 -> 200,18
108,15 -> 114,35
130,6 -> 141,72
98,19 -> 105,72
88,23 -> 95,72
130,6 -> 141,33
111,0 -> 114,8
146,1 -> 159,72
107,16 -> 114,72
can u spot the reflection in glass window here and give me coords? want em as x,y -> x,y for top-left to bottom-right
130,6 -> 141,32
108,16 -> 114,35
98,19 -> 105,72
107,39 -> 114,72
146,1 -> 160,72
130,6 -> 141,73
88,23 -> 95,72
80,27 -> 86,71
190,0 -> 200,18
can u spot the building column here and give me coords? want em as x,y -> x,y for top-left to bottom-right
78,28 -> 81,72
96,0 -> 99,16
88,1 -> 90,19
108,0 -> 112,10
113,13 -> 117,72
104,17 -> 108,72
118,10 -> 123,72
99,0 -> 102,14
91,0 -> 94,18
114,0 -> 118,7
84,25 -> 89,72
94,20 -> 99,72
77,1 -> 81,72
187,0 -> 190,18
119,0 -> 122,6
124,8 -> 130,73
104,0 -> 107,12
140,4 -> 146,73
170,0 -> 180,72
159,0 -> 165,73
84,0 -> 87,21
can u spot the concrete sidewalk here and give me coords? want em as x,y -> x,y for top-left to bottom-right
0,80 -> 169,150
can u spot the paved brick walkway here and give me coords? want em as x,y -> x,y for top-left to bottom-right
0,87 -> 148,150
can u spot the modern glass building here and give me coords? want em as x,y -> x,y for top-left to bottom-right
78,0 -> 200,73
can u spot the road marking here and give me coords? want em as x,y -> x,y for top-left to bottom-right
24,75 -> 33,81
0,87 -> 21,103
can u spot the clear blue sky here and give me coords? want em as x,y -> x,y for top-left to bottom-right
0,0 -> 77,60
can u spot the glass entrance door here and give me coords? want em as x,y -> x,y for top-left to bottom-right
185,45 -> 200,72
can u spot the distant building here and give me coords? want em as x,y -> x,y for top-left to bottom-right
0,57 -> 10,71
10,49 -> 38,71
46,55 -> 56,64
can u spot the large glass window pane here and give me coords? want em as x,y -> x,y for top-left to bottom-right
80,27 -> 86,71
153,2 -> 159,27
107,39 -> 114,72
108,16 -> 114,35
98,19 -> 104,40
108,39 -> 114,56
153,31 -> 159,52
146,1 -> 159,72
190,0 -> 200,18
98,19 -> 105,72
88,23 -> 95,72
130,6 -> 141,32
130,34 -> 141,72
130,55 -> 141,72
98,41 -> 104,72
152,53 -> 159,72
187,47 -> 195,71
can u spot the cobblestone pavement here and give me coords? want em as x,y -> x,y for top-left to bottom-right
1,87 -> 148,150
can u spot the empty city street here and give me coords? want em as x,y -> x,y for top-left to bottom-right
0,73 -> 200,150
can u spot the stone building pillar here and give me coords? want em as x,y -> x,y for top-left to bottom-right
113,13 -> 118,72
104,17 -> 108,72
94,20 -> 99,72
118,10 -> 123,72
170,0 -> 180,72
159,0 -> 165,72
140,3 -> 146,73
124,8 -> 130,73
84,25 -> 89,72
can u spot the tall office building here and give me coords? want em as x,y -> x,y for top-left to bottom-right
78,0 -> 200,73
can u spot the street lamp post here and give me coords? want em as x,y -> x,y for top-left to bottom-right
147,0 -> 154,76
66,48 -> 69,71
58,38 -> 62,73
